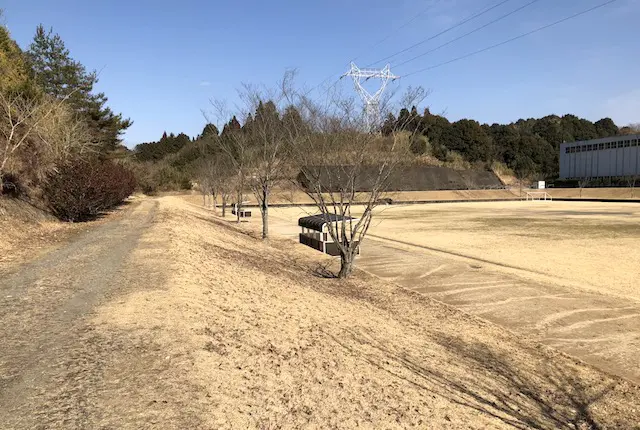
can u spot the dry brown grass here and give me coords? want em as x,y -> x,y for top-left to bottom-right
269,200 -> 640,301
87,197 -> 640,429
0,198 -> 70,271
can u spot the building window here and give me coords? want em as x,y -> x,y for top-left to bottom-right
605,142 -> 611,149
598,143 -> 604,150
565,147 -> 570,154
625,140 -> 631,147
632,139 -> 638,147
618,141 -> 624,148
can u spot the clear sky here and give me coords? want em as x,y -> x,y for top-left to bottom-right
2,0 -> 639,147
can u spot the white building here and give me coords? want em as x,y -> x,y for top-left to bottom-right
559,134 -> 640,179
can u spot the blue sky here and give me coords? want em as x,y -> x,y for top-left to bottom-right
2,0 -> 639,147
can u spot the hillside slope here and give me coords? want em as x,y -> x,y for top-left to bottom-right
0,198 -> 69,272
72,197 -> 640,428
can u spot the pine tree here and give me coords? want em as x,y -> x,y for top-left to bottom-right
27,25 -> 131,152
200,123 -> 219,138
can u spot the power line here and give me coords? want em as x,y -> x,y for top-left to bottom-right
351,0 -> 443,64
393,0 -> 542,69
402,0 -> 618,78
303,0 -> 444,98
366,0 -> 515,68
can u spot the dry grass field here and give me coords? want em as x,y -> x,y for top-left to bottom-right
262,201 -> 640,383
373,201 -> 640,299
268,201 -> 640,300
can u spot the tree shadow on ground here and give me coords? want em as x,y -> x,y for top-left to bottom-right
311,261 -> 338,279
325,328 -> 631,430
184,208 -> 638,428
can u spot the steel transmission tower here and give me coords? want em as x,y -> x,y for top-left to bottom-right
342,62 -> 399,131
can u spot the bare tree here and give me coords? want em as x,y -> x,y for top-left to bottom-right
196,166 -> 213,208
0,90 -> 79,194
578,177 -> 590,199
512,158 -> 535,199
195,150 -> 235,215
33,102 -> 95,169
204,101 -> 252,224
619,123 -> 640,135
219,174 -> 232,217
285,87 -> 424,278
242,86 -> 292,239
206,75 -> 294,237
625,175 -> 638,198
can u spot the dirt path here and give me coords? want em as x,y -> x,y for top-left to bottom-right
0,199 -> 178,428
266,211 -> 640,384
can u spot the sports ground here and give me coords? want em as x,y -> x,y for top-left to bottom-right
267,200 -> 640,383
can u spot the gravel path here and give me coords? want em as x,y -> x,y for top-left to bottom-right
0,199 -> 158,428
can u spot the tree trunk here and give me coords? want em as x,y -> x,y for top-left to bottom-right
212,193 -> 217,214
202,192 -> 206,207
222,195 -> 227,217
337,250 -> 355,279
261,187 -> 269,239
518,179 -> 523,198
236,191 -> 242,223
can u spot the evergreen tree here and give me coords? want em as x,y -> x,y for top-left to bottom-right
221,116 -> 241,137
282,105 -> 305,134
447,119 -> 494,162
200,123 -> 219,138
27,25 -> 131,152
594,118 -> 618,137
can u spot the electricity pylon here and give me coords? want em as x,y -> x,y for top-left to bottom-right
342,62 -> 399,132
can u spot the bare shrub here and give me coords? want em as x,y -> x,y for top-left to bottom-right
0,89 -> 88,195
43,158 -> 136,221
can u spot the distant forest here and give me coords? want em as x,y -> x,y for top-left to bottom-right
133,104 -> 639,191
383,108 -> 639,179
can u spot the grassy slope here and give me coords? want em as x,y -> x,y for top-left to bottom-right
0,197 -> 70,272
92,196 -> 640,429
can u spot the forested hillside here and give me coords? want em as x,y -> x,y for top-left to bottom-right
134,103 -> 636,193
1,18 -> 134,220
383,107 -> 635,180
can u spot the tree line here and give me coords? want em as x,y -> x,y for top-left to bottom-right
1,16 -> 133,220
139,105 -> 638,195
383,107 -> 636,180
